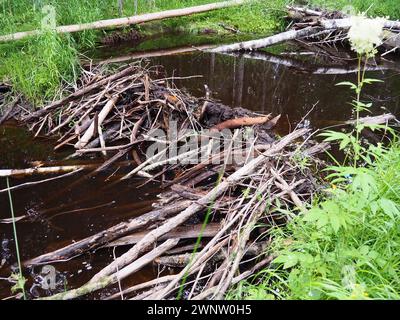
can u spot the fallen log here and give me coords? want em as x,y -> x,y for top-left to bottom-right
0,0 -> 249,42
347,113 -> 396,126
209,26 -> 325,52
319,18 -> 400,31
91,44 -> 215,66
25,200 -> 192,266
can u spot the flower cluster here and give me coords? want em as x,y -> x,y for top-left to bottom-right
347,15 -> 386,57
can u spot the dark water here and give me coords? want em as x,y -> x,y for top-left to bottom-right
149,51 -> 400,133
0,124 -> 162,299
1,42 -> 400,299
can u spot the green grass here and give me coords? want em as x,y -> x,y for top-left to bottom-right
0,32 -> 78,104
307,0 -> 400,19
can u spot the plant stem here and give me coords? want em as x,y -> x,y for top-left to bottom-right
6,177 -> 26,300
354,55 -> 368,168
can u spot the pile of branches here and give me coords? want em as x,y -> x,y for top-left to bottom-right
8,62 -> 329,300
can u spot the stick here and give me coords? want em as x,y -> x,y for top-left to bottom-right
75,96 -> 119,149
0,169 -> 83,194
104,223 -> 220,248
210,115 -> 271,131
0,165 -> 93,178
105,275 -> 176,300
25,65 -> 136,120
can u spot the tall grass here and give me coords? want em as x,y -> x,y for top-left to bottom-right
6,178 -> 26,299
1,32 -> 78,104
307,0 -> 400,19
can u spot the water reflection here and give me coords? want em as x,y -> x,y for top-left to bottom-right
148,51 -> 400,130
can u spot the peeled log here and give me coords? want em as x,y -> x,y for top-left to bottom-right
209,26 -> 323,53
0,165 -> 93,178
75,96 -> 119,149
210,116 -> 271,131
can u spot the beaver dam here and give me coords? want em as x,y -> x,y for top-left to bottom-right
1,6 -> 400,300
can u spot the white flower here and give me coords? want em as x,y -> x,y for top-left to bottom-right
347,15 -> 386,56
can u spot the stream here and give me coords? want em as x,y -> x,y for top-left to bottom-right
1,34 -> 400,299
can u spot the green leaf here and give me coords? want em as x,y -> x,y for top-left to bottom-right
274,253 -> 299,269
378,198 -> 400,220
363,78 -> 384,84
336,81 -> 357,90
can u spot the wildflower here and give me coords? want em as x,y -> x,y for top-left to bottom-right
347,15 -> 386,57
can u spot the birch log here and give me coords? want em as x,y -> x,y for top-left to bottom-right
209,26 -> 323,52
0,0 -> 249,42
319,18 -> 400,31
0,165 -> 93,177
